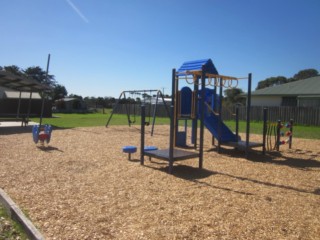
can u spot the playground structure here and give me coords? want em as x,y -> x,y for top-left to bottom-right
141,59 -> 267,173
106,89 -> 170,135
266,119 -> 293,151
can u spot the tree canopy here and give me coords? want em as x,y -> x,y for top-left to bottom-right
256,76 -> 288,90
53,84 -> 68,100
1,65 -> 57,88
223,88 -> 245,107
293,69 -> 319,81
256,68 -> 319,90
24,66 -> 56,87
1,64 -> 67,100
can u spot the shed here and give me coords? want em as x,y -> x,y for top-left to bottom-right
54,98 -> 87,112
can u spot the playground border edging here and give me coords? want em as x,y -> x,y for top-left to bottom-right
0,188 -> 45,240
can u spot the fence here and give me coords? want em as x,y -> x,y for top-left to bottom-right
221,106 -> 320,126
112,104 -> 170,118
112,104 -> 320,126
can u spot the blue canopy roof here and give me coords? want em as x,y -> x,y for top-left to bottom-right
177,59 -> 219,75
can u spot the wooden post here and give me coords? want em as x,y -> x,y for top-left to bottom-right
245,73 -> 252,158
235,107 -> 239,141
27,92 -> 33,123
199,67 -> 206,169
16,91 -> 22,119
169,105 -> 174,174
276,120 -> 281,151
39,54 -> 50,127
140,105 -> 145,165
169,69 -> 176,174
192,76 -> 199,148
218,77 -> 223,153
289,119 -> 293,149
262,108 -> 268,155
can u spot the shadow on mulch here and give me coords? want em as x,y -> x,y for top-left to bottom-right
141,156 -> 319,196
215,146 -> 320,169
37,145 -> 63,152
0,125 -> 64,135
128,158 -> 140,163
147,164 -> 253,196
0,126 -> 34,135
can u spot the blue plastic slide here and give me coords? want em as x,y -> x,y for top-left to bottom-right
199,88 -> 238,143
180,86 -> 238,143
203,112 -> 238,143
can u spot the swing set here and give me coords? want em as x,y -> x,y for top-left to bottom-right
106,89 -> 170,135
32,54 -> 53,146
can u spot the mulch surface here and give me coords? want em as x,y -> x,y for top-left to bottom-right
0,125 -> 319,239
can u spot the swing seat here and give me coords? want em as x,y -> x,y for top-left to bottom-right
44,124 -> 53,143
32,124 -> 53,144
32,125 -> 40,143
39,133 -> 49,142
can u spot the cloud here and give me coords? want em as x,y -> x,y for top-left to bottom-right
65,0 -> 89,23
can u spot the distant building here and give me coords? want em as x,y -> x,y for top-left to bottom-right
250,76 -> 320,107
150,97 -> 171,105
54,98 -> 87,112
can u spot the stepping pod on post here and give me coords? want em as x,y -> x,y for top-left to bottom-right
122,146 -> 137,160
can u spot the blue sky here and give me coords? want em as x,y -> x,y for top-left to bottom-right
1,0 -> 319,98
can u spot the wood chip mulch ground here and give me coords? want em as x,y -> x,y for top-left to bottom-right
0,125 -> 319,239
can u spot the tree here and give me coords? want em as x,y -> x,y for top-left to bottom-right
96,97 -> 105,107
256,68 -> 319,90
68,94 -> 83,100
3,65 -> 23,75
224,88 -> 245,107
104,97 -> 116,108
84,97 -> 97,109
24,66 -> 56,87
53,84 -> 68,100
293,69 -> 318,81
256,76 -> 288,90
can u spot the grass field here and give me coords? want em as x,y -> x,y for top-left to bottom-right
0,205 -> 28,239
31,112 -> 320,139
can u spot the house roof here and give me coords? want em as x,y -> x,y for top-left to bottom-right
0,70 -> 51,92
251,76 -> 320,96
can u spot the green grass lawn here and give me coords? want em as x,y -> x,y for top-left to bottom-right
31,113 -> 320,140
223,120 -> 320,140
0,205 -> 29,239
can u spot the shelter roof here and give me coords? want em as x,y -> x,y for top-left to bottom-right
251,76 -> 320,96
0,70 -> 51,92
3,91 -> 41,99
177,59 -> 219,75
55,98 -> 79,102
